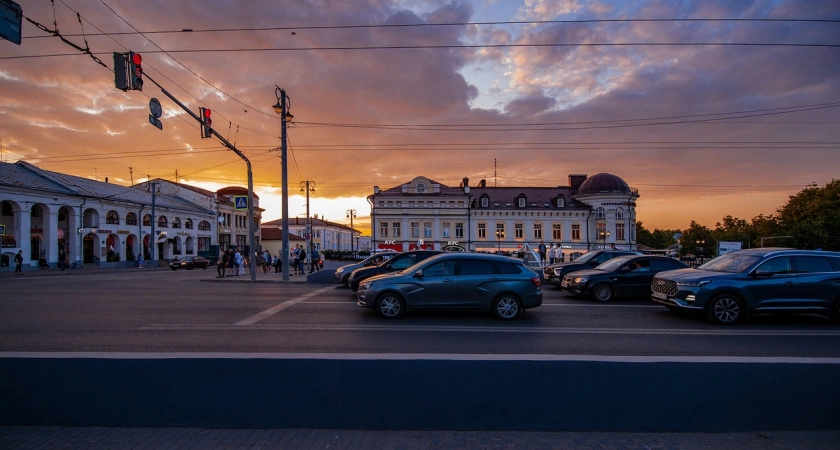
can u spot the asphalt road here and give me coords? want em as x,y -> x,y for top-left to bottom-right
2,266 -> 840,356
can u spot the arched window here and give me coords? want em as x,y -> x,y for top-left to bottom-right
157,216 -> 168,228
616,208 -> 625,220
126,212 -> 137,225
198,220 -> 211,231
142,214 -> 152,226
106,210 -> 119,224
171,217 -> 181,229
184,218 -> 193,229
595,207 -> 606,219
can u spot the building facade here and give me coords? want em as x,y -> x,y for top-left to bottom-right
0,161 -> 260,269
262,215 -> 359,254
368,174 -> 639,261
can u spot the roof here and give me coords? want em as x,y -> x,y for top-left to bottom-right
576,173 -> 632,195
263,216 -> 357,232
0,161 -> 214,215
260,228 -> 307,241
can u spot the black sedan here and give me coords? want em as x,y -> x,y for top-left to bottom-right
169,256 -> 211,271
561,255 -> 688,302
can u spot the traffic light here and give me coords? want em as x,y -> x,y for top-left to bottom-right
113,52 -> 129,91
199,107 -> 212,138
128,52 -> 143,91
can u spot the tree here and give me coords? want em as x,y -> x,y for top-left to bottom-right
636,221 -> 680,250
679,221 -> 714,258
775,180 -> 840,250
713,215 -> 752,249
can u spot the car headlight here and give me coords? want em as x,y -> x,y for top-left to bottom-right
359,282 -> 372,290
677,280 -> 711,288
573,276 -> 589,283
336,268 -> 344,274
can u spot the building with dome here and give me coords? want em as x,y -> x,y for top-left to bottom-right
368,173 -> 639,261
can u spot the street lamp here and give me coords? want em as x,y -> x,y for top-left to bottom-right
273,87 -> 293,281
599,230 -> 610,249
696,240 -> 705,259
346,209 -> 357,260
300,181 -> 316,273
495,229 -> 502,253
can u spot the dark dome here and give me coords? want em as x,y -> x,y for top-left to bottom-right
576,173 -> 630,195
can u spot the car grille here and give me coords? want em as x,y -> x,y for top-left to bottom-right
651,278 -> 677,296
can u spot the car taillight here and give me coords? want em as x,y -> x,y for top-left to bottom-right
530,277 -> 540,287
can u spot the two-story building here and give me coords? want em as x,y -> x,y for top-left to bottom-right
368,173 -> 639,261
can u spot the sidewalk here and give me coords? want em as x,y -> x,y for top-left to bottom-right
1,426 -> 838,449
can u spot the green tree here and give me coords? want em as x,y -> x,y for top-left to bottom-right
636,222 -> 679,250
713,215 -> 753,249
775,180 -> 840,250
679,221 -> 715,258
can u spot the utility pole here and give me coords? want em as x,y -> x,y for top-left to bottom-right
301,181 -> 316,272
346,209 -> 357,260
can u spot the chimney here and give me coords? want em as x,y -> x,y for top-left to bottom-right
105,177 -> 109,183
569,174 -> 587,189
478,179 -> 486,188
461,177 -> 469,187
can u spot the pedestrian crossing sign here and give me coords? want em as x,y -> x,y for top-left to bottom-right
233,195 -> 248,210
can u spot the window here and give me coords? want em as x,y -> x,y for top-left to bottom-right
552,223 -> 562,240
171,217 -> 181,229
106,211 -> 119,224
792,256 -> 834,273
615,223 -> 625,241
571,224 -> 581,241
198,220 -> 211,231
423,260 -> 455,277
143,214 -> 152,226
616,208 -> 625,219
219,234 -> 231,250
157,216 -> 168,228
595,207 -> 606,219
415,182 -> 427,193
442,222 -> 451,238
756,257 -> 792,275
534,223 -> 543,240
518,197 -> 526,208
423,222 -> 432,238
126,213 -> 137,226
495,223 -> 505,239
515,223 -> 524,239
595,223 -> 606,239
556,196 -> 565,208
380,221 -> 388,237
184,219 -> 193,229
478,223 -> 486,239
481,196 -> 489,207
459,259 -> 495,276
410,222 -> 420,238
455,223 -> 464,238
198,237 -> 210,252
392,222 -> 401,238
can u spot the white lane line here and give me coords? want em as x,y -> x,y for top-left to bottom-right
142,323 -> 840,337
3,352 -> 840,364
234,285 -> 340,325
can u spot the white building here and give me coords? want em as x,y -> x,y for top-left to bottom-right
368,174 -> 639,261
262,215 -> 359,253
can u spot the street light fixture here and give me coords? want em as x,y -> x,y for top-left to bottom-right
346,209 -> 357,260
696,240 -> 705,258
495,229 -> 502,253
599,230 -> 610,249
273,86 -> 293,281
300,181 -> 316,273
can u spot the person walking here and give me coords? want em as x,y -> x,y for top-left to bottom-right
292,245 -> 300,275
217,249 -> 226,278
298,247 -> 307,274
538,241 -> 547,267
14,250 -> 24,274
226,249 -> 235,276
234,249 -> 244,276
137,250 -> 144,269
274,250 -> 283,274
58,248 -> 68,271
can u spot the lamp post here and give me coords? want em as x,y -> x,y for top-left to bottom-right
300,181 -> 316,273
346,209 -> 357,260
496,229 -> 502,253
600,230 -> 610,249
696,240 -> 705,258
273,87 -> 293,281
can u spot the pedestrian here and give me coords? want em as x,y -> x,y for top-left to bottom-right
549,244 -> 557,265
255,252 -> 264,274
234,249 -> 243,276
274,251 -> 283,274
217,248 -> 226,278
137,250 -> 144,269
553,245 -> 562,264
58,248 -> 68,271
14,249 -> 23,274
299,247 -> 307,274
227,249 -> 235,276
538,241 -> 547,266
292,245 -> 300,274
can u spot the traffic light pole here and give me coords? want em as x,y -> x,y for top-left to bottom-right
142,72 -> 258,282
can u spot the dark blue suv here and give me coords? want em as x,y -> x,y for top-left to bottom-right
651,248 -> 840,324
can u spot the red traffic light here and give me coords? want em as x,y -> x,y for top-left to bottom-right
131,53 -> 142,65
203,108 -> 212,118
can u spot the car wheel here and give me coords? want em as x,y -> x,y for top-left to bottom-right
376,293 -> 405,319
706,294 -> 744,325
492,294 -> 522,320
591,283 -> 614,302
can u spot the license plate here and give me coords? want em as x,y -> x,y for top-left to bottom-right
652,291 -> 668,300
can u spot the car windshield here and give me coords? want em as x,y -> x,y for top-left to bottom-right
594,257 -> 628,272
698,253 -> 762,273
574,252 -> 599,263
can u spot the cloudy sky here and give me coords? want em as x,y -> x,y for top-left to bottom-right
2,0 -> 838,233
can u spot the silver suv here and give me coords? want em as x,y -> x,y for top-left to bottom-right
651,248 -> 840,324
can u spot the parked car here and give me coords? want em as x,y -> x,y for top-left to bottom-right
169,255 -> 211,271
561,255 -> 688,302
334,252 -> 396,286
357,253 -> 542,320
543,250 -> 641,287
347,250 -> 442,292
651,248 -> 840,324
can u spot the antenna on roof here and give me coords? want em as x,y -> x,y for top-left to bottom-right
494,158 -> 497,187
129,167 -> 134,186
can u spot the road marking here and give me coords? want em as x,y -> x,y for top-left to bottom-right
233,285 -> 340,325
142,323 -> 840,337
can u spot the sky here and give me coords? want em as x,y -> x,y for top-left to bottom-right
1,0 -> 838,235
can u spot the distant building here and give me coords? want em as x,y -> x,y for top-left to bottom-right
368,173 -> 639,261
262,215 -> 359,253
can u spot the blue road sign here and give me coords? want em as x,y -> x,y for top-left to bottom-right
234,195 -> 248,210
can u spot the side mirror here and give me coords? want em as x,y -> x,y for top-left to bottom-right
414,269 -> 424,278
